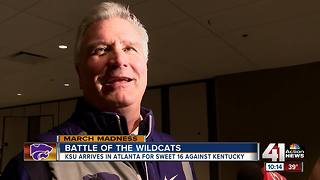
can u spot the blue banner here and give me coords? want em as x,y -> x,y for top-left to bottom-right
58,142 -> 258,153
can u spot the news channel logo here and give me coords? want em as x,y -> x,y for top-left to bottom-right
262,143 -> 304,162
24,142 -> 57,161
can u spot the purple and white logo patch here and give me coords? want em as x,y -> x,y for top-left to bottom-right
30,143 -> 53,161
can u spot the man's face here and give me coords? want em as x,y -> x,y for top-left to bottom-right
77,17 -> 148,111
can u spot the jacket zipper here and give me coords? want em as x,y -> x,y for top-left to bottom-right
115,114 -> 150,180
144,115 -> 152,180
145,162 -> 149,180
115,113 -> 153,180
115,114 -> 124,135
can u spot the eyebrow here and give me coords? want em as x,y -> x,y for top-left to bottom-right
122,40 -> 139,47
85,40 -> 108,49
86,40 -> 140,47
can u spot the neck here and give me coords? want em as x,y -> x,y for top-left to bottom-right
84,97 -> 141,134
114,105 -> 141,134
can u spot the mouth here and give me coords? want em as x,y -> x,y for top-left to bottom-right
101,76 -> 134,85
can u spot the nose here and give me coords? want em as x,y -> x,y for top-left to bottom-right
108,44 -> 128,68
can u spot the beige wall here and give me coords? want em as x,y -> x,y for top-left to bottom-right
169,83 -> 210,180
169,83 -> 208,141
41,102 -> 60,129
142,88 -> 162,131
0,99 -> 77,173
216,62 -> 320,180
1,107 -> 27,172
58,99 -> 77,124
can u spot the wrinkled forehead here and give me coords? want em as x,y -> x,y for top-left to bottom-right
82,18 -> 144,47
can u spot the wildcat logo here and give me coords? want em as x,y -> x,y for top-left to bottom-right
30,143 -> 53,161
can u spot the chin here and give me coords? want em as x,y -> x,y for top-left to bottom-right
101,94 -> 135,108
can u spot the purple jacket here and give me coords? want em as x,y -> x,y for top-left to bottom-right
2,98 -> 197,180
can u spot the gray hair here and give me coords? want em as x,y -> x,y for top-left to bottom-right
74,1 -> 149,65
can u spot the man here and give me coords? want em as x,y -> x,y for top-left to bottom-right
2,2 -> 196,180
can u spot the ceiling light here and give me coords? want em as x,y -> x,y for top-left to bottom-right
17,93 -> 22,96
64,83 -> 70,87
59,45 -> 68,49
